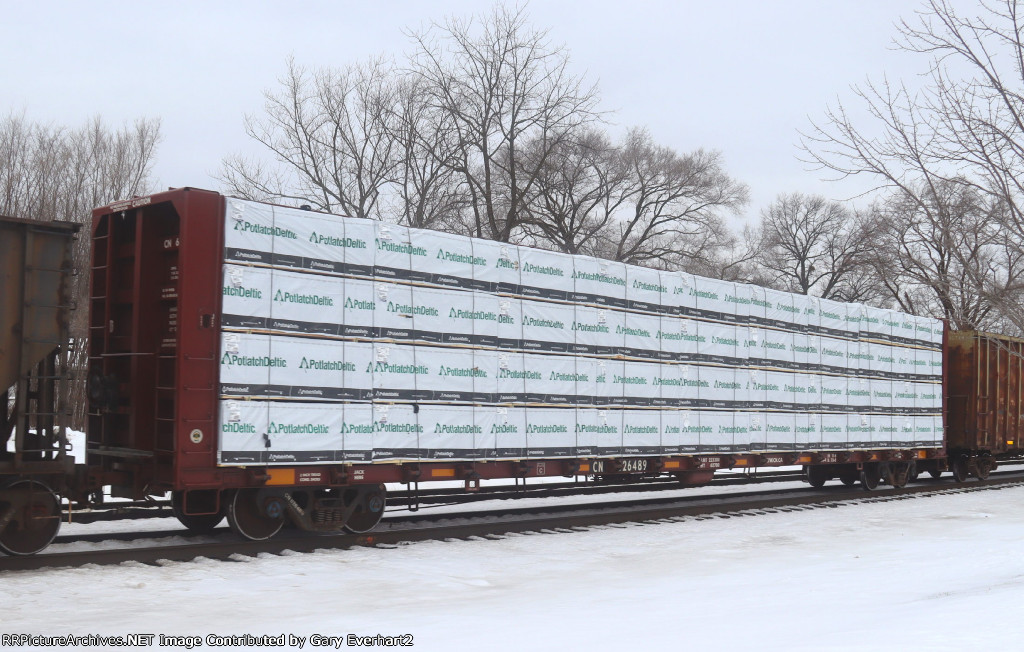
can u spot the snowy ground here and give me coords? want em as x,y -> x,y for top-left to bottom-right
2,483 -> 1023,651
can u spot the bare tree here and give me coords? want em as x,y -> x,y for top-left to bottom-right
0,112 -> 161,427
386,77 -> 469,231
221,57 -> 399,220
802,0 -> 1024,330
749,193 -> 881,301
869,179 -> 1022,330
604,128 -> 748,269
519,127 -> 627,255
221,5 -> 752,281
408,4 -> 600,242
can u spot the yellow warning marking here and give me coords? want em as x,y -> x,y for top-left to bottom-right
266,468 -> 296,486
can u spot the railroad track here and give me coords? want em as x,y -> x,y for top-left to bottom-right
6,470 -> 1024,572
63,469 -> 805,523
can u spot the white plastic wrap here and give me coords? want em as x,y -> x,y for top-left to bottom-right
794,413 -> 817,449
620,360 -> 660,402
870,414 -> 893,446
573,304 -> 622,352
221,264 -> 273,329
765,287 -> 797,329
764,411 -> 796,450
271,208 -> 345,267
470,238 -> 512,290
819,412 -> 848,448
762,328 -> 794,367
519,247 -> 574,297
623,311 -> 662,356
667,271 -> 698,314
489,406 -> 527,457
763,370 -> 794,408
524,408 -> 577,456
745,411 -> 767,450
620,409 -> 659,454
418,404 -> 479,459
374,222 -> 423,278
702,321 -> 738,362
265,401 -> 342,463
521,299 -> 574,348
699,366 -> 737,408
819,337 -> 848,372
627,265 -> 668,309
370,403 -> 421,460
693,276 -> 736,319
219,332 -> 271,393
269,267 -> 345,334
577,408 -> 625,455
415,229 -> 481,286
817,297 -> 849,336
217,199 -> 945,465
573,256 -> 627,304
218,400 -> 269,464
698,410 -> 735,451
224,199 -> 276,264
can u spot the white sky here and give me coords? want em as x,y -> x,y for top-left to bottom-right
1,0 -> 950,227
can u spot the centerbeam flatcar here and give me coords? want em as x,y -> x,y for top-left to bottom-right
0,187 -> 1018,554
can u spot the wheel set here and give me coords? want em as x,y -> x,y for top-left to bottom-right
0,480 -> 62,556
173,485 -> 390,541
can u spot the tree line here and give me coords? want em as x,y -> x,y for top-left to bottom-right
0,113 -> 160,426
221,2 -> 1024,336
6,1 -> 1024,426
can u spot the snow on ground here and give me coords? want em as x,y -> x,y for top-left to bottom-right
3,484 -> 1024,651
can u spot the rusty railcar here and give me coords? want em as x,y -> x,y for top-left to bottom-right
83,188 -> 949,541
944,329 -> 1024,480
0,214 -> 80,554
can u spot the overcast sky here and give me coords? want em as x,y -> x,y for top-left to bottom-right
2,0 -> 949,227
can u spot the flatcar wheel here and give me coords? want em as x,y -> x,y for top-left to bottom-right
0,480 -> 61,556
805,465 -> 828,488
952,456 -> 970,483
840,472 -> 858,486
860,464 -> 881,491
974,457 -> 992,481
343,485 -> 387,534
929,468 -> 943,479
171,491 -> 224,533
226,489 -> 284,541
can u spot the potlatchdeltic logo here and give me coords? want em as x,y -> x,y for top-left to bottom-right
220,353 -> 287,367
309,232 -> 367,248
221,422 -> 256,433
233,220 -> 297,239
375,239 -> 427,256
299,357 -> 355,371
434,423 -> 482,434
439,366 -> 487,377
222,286 -> 262,299
437,248 -> 486,266
345,297 -> 374,310
366,361 -> 429,374
267,421 -> 329,434
274,289 -> 334,306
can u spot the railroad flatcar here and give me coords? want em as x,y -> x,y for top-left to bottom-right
0,188 -> 1019,555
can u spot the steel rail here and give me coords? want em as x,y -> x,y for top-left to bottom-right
5,471 -> 1024,572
